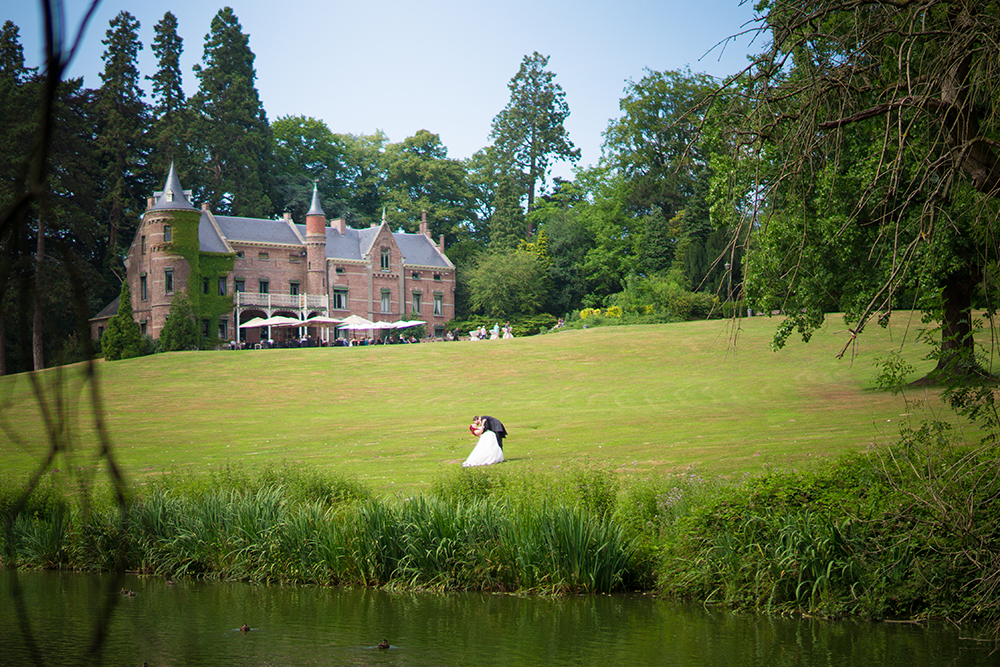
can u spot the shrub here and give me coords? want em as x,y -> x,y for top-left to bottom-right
158,289 -> 198,352
102,280 -> 144,361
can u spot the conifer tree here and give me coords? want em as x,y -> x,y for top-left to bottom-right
490,52 -> 579,222
0,20 -> 30,79
0,20 -> 32,375
147,12 -> 192,182
95,11 -> 150,255
0,21 -> 34,212
488,176 -> 526,252
102,280 -> 143,361
191,7 -> 273,217
158,289 -> 199,352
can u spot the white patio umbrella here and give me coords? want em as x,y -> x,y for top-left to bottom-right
259,315 -> 302,327
238,316 -> 268,329
337,314 -> 376,330
302,315 -> 344,326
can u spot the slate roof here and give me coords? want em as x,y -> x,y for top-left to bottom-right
324,226 -> 365,261
92,296 -> 120,320
198,211 -> 229,253
306,184 -> 325,217
150,163 -> 194,210
282,223 -> 452,268
396,232 -> 451,268
213,216 -> 303,246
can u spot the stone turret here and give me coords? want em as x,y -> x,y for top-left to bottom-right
305,182 -> 327,296
134,163 -> 198,340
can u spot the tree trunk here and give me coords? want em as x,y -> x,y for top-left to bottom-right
0,315 -> 6,376
931,270 -> 983,381
32,215 -> 44,371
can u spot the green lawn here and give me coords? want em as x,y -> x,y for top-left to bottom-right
0,313 -> 968,494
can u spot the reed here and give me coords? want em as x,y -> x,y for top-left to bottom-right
4,438 -> 1000,634
1,468 -> 641,594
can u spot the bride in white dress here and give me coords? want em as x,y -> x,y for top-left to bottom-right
462,417 -> 504,467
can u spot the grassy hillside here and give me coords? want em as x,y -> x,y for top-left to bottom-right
0,313 -> 966,494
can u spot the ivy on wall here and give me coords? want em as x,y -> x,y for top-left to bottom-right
163,209 -> 235,344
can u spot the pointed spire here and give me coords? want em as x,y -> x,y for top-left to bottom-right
152,162 -> 194,210
306,181 -> 325,217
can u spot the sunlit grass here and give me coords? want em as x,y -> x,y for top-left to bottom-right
0,313 -> 978,494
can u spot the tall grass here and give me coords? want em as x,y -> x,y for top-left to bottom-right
1,466 -> 639,594
4,440 -> 1000,636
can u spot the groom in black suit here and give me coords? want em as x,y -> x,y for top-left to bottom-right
479,415 -> 507,450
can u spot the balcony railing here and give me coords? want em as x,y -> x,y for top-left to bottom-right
235,292 -> 328,312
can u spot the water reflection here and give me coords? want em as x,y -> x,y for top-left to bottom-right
2,570 -> 994,666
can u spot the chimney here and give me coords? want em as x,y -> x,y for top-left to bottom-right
420,210 -> 429,237
201,202 -> 210,212
283,212 -> 292,222
334,218 -> 346,234
439,234 -> 445,253
147,196 -> 155,210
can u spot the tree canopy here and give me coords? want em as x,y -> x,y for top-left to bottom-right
147,11 -> 192,182
714,0 -> 1000,379
190,7 -> 272,217
490,52 -> 580,221
382,129 -> 475,245
602,68 -> 716,220
95,10 -> 149,255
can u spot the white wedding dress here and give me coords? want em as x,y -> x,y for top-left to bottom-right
462,429 -> 504,467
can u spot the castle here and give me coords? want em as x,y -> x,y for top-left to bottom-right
90,165 -> 456,345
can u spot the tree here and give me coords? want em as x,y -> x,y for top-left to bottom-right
670,166 -> 738,297
382,129 -> 475,245
102,279 -> 143,361
339,131 -> 388,227
271,115 -> 351,220
603,69 -> 716,219
574,71 -> 722,309
487,175 -> 525,251
467,250 -> 548,318
147,11 -> 193,182
490,52 -> 580,223
532,181 -> 595,316
190,7 -> 273,217
158,288 -> 198,352
716,0 -> 1000,380
574,166 -> 643,304
0,20 -> 34,219
464,145 -> 505,243
1,21 -> 108,373
95,11 -> 150,255
0,20 -> 32,374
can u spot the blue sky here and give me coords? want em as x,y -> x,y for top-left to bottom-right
5,0 -> 762,182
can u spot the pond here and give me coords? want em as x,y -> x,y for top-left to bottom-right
2,571 -> 995,666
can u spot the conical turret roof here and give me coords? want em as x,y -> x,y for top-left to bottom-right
306,182 -> 325,217
151,162 -> 194,210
